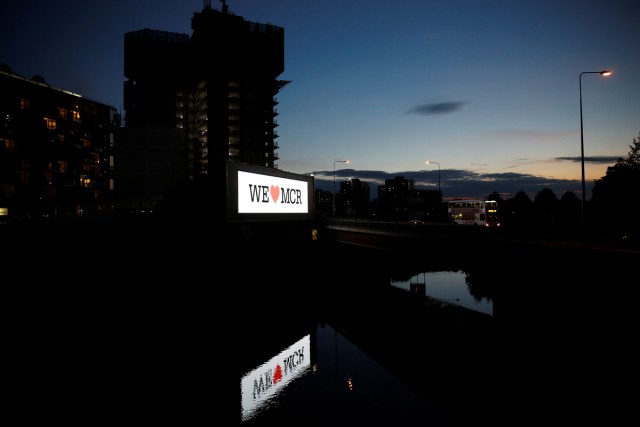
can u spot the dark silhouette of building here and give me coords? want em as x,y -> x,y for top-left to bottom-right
0,66 -> 119,222
377,176 -> 415,218
338,178 -> 371,217
314,188 -> 332,215
376,175 -> 441,220
117,0 -> 288,215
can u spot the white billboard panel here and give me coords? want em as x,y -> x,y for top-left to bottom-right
238,171 -> 309,214
227,161 -> 314,221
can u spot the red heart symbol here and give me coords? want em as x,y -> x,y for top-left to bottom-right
273,364 -> 283,384
270,185 -> 280,203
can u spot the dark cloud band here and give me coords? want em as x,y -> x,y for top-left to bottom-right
407,101 -> 466,115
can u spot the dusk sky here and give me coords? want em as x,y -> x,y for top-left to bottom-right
1,0 -> 638,200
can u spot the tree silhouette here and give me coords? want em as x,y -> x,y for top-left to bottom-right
533,188 -> 558,228
557,190 -> 580,230
502,190 -> 533,228
486,192 -> 503,203
591,131 -> 640,238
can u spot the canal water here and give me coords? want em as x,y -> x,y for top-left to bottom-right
4,230 -> 637,425
240,321 -> 447,425
233,239 -> 638,425
239,268 -> 495,425
237,263 -> 497,426
390,270 -> 493,316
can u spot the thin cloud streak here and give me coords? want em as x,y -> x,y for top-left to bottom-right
406,101 -> 466,116
556,155 -> 620,164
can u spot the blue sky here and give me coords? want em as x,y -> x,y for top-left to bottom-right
2,0 -> 638,200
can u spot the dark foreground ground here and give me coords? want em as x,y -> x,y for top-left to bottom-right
3,222 -> 638,425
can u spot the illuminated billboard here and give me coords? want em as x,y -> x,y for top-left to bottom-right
227,161 -> 314,221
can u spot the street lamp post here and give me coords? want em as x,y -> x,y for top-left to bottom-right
333,160 -> 349,216
579,70 -> 612,229
425,161 -> 441,193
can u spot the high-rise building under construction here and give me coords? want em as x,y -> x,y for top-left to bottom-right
117,0 -> 288,214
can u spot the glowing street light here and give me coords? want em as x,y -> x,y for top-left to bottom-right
425,160 -> 441,193
579,70 -> 612,229
333,160 -> 349,216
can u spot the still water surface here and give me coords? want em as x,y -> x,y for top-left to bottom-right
236,239 -> 638,425
239,270 -> 489,425
240,322 -> 447,425
390,270 -> 493,316
6,230 -> 637,425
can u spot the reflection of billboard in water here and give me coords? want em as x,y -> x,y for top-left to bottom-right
240,334 -> 311,422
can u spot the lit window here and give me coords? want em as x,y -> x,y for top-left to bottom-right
44,117 -> 57,130
1,138 -> 16,152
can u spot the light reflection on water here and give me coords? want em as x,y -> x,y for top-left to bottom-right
390,271 -> 493,316
241,334 -> 312,422
239,267 -> 496,424
240,322 -> 446,425
234,240 -> 637,425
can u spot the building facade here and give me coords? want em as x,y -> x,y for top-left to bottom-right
376,176 -> 442,220
0,67 -> 118,222
338,178 -> 371,217
118,1 -> 288,215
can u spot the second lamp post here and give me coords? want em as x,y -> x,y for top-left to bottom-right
426,160 -> 440,193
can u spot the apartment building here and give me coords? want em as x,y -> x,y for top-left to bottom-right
0,67 -> 118,222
